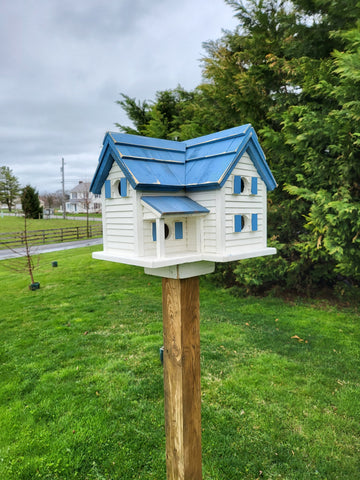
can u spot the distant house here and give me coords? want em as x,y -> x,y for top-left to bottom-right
90,124 -> 277,275
0,196 -> 22,212
66,181 -> 101,214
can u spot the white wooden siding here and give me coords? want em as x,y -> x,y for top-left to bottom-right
143,220 -> 156,257
223,153 -> 266,252
102,162 -> 135,255
188,190 -> 218,254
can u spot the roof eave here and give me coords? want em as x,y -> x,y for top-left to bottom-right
90,135 -> 113,194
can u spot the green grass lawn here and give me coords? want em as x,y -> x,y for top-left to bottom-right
0,216 -> 100,234
0,246 -> 359,479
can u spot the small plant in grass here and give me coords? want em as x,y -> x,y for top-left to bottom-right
2,215 -> 40,289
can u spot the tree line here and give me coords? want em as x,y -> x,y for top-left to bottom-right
116,0 -> 360,298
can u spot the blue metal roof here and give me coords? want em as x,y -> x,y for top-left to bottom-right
141,196 -> 210,216
90,125 -> 276,194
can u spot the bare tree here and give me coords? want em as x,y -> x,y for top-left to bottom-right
2,215 -> 40,289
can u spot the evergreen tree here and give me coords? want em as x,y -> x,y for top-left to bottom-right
199,0 -> 360,292
282,23 -> 360,283
115,94 -> 152,135
0,166 -> 21,212
115,87 -> 202,141
115,0 -> 360,294
21,185 -> 43,219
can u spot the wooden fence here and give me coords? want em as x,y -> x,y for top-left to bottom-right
0,225 -> 103,249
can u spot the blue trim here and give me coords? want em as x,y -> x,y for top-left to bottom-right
90,142 -> 114,194
137,184 -> 185,192
120,178 -> 127,197
185,183 -> 222,192
175,222 -> 183,239
234,215 -> 243,233
152,222 -> 157,241
246,141 -> 277,191
105,180 -> 111,199
251,177 -> 258,195
252,213 -> 258,231
234,175 -> 242,194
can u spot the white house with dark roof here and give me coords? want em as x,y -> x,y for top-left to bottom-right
66,181 -> 102,214
90,124 -> 277,278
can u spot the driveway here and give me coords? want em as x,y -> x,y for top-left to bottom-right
0,238 -> 103,260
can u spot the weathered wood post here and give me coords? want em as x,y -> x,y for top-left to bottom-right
162,276 -> 202,480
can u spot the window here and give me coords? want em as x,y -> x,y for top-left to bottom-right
152,222 -> 170,241
234,175 -> 245,194
234,175 -> 258,195
175,222 -> 183,239
105,180 -> 111,199
234,214 -> 245,232
235,214 -> 258,233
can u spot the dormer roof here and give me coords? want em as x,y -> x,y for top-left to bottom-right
90,124 -> 276,194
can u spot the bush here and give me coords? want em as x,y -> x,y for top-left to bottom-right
212,240 -> 356,299
212,240 -> 288,295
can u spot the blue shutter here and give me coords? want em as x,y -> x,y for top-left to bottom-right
152,222 -> 157,241
251,177 -> 258,195
234,215 -> 243,232
175,222 -> 183,239
120,178 -> 127,197
105,180 -> 111,199
234,175 -> 242,194
252,214 -> 258,231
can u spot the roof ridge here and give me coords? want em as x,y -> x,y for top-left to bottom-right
108,131 -> 185,153
185,150 -> 237,163
183,124 -> 252,148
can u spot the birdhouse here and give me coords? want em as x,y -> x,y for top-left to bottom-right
90,124 -> 277,278
90,124 -> 278,479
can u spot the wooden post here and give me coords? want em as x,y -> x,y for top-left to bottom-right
162,276 -> 202,480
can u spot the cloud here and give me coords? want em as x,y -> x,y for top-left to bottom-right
0,0 -> 238,193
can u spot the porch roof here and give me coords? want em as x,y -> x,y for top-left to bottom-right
141,196 -> 209,216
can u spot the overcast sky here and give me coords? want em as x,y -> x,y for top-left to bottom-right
0,0 -> 238,194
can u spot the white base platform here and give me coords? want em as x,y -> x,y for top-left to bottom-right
92,247 -> 277,279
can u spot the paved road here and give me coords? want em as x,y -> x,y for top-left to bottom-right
0,238 -> 103,260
